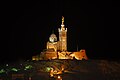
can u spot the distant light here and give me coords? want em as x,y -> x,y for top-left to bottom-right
24,69 -> 27,70
0,69 -> 5,73
58,76 -> 61,78
6,64 -> 8,66
46,67 -> 52,72
25,65 -> 32,70
57,75 -> 62,80
11,68 -> 18,72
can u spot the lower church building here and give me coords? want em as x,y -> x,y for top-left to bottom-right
32,16 -> 88,60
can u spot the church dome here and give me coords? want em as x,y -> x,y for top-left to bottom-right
49,34 -> 57,42
50,34 -> 56,37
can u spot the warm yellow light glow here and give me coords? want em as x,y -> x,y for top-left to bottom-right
58,76 -> 61,78
57,75 -> 62,80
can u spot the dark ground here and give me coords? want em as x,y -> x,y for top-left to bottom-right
0,59 -> 120,80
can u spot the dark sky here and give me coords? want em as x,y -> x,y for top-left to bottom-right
1,0 -> 120,63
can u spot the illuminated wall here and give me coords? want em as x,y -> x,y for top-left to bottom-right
72,49 -> 88,60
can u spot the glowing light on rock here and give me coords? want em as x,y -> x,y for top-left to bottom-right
57,75 -> 62,80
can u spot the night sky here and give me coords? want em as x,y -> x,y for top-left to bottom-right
1,0 -> 120,63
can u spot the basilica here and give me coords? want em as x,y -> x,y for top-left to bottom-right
32,16 -> 88,60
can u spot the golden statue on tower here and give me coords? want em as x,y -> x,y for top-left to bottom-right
62,16 -> 64,25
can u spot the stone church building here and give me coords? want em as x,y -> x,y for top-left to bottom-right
32,16 -> 88,60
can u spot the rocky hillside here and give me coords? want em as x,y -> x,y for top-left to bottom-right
0,59 -> 120,80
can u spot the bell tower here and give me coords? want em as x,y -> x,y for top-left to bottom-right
58,16 -> 67,51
